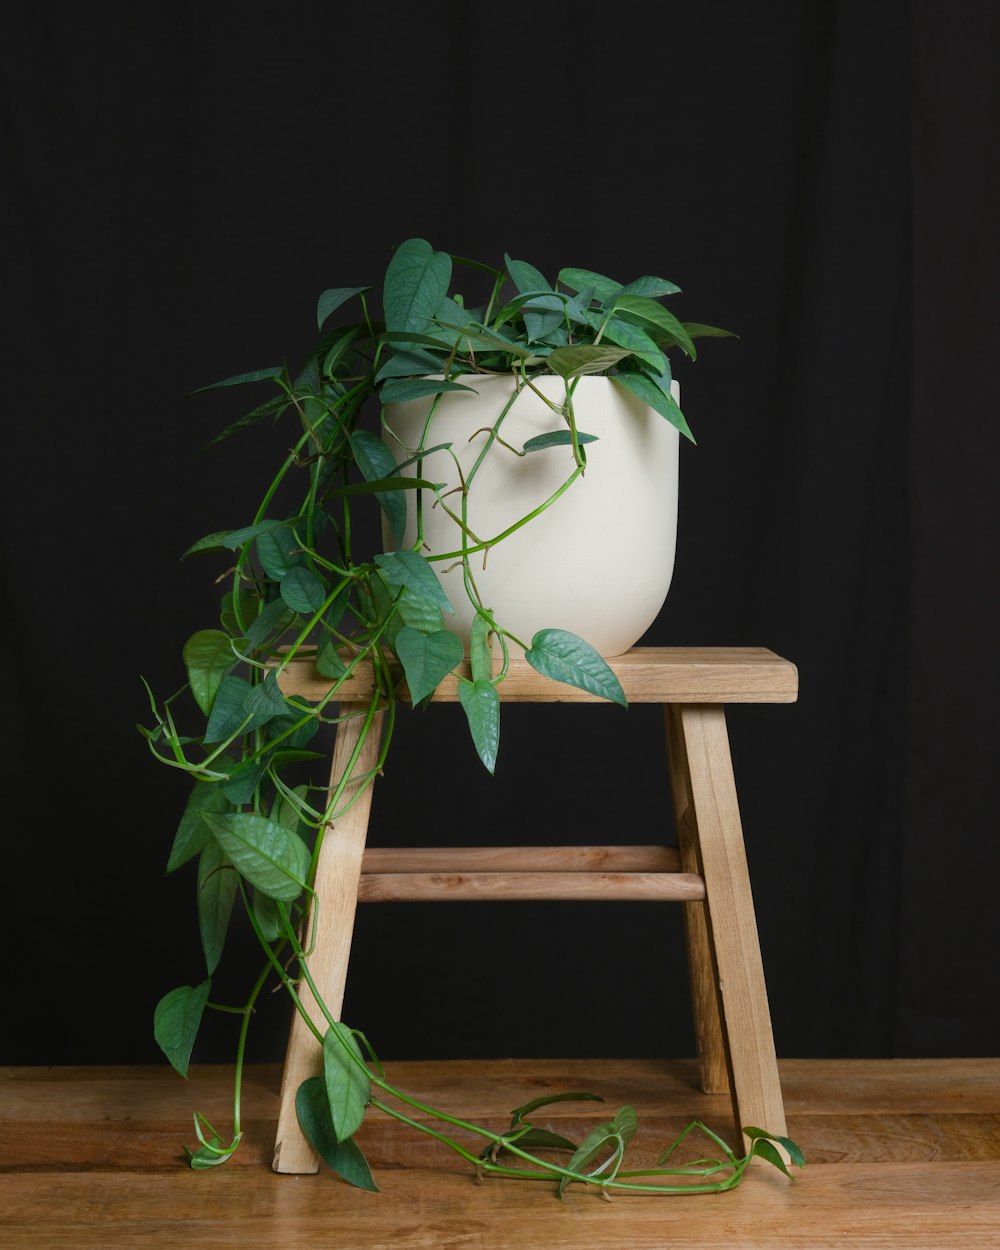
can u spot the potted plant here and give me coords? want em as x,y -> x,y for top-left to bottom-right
142,238 -> 802,1195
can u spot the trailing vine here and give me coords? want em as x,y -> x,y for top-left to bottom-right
143,239 -> 803,1195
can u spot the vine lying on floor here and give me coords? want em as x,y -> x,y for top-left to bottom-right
156,959 -> 804,1197
143,238 -> 803,1195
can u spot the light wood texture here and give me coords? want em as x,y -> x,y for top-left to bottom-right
357,870 -> 706,902
361,844 -> 681,873
679,703 -> 787,1147
358,846 -> 691,901
664,704 -> 730,1095
274,645 -> 799,705
3,1061 -> 999,1249
272,710 -> 385,1175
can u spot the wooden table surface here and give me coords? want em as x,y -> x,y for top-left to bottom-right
2,1058 -> 999,1248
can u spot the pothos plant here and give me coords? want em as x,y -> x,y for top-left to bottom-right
142,238 -> 803,1196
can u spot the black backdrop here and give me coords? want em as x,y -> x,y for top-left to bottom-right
3,1 -> 997,1068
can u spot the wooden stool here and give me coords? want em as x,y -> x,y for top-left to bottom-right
271,646 -> 798,1174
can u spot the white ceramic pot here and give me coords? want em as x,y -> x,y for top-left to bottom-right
381,373 -> 679,657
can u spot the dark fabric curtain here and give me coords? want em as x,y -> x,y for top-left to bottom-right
2,1 -> 996,1066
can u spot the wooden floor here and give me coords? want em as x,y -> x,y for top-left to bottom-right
1,1058 -> 998,1248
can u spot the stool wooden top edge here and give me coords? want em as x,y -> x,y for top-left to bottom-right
273,646 -> 798,705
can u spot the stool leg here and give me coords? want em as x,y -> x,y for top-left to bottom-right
272,708 -> 385,1174
676,703 -> 787,1148
663,705 -> 729,1095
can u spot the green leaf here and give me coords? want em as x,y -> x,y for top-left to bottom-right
545,344 -> 632,377
617,274 -> 681,298
244,597 -> 298,649
505,254 -> 552,294
222,518 -> 293,550
203,675 -> 271,743
187,1138 -> 238,1169
153,981 -> 210,1077
204,812 -> 311,902
269,711 -> 321,751
522,430 -> 598,454
316,285 -> 370,330
242,671 -> 289,723
525,629 -> 627,707
426,321 -> 537,361
220,588 -> 258,636
280,566 -> 328,614
378,377 -> 476,404
316,637 -> 348,680
510,1127 -> 579,1152
197,841 -> 237,975
510,1090 -> 605,1124
293,354 -> 320,395
428,296 -> 482,353
683,321 -> 738,341
349,429 -> 407,547
751,1138 -> 795,1179
271,748 -> 325,768
320,324 -> 363,378
744,1127 -> 807,1170
189,366 -> 284,394
468,613 -> 494,685
202,395 -> 291,450
457,678 -> 501,774
374,348 -> 444,381
182,530 -> 232,557
395,626 -> 464,704
218,758 -> 266,804
167,780 -> 232,873
557,267 -> 622,302
183,630 -> 235,717
323,1023 -> 371,1142
383,238 -> 452,334
610,370 -> 694,442
255,525 -> 303,580
295,1076 -> 379,1191
375,550 -> 454,615
587,312 -> 666,371
328,475 -> 446,497
365,577 -> 402,652
395,591 -> 444,635
559,1105 -> 638,1195
270,782 -> 309,836
252,889 -> 283,942
524,306 -> 566,343
612,294 -> 697,358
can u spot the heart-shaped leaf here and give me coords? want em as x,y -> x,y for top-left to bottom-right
522,430 -> 598,454
204,813 -> 311,902
457,677 -> 501,774
295,1076 -> 379,1191
153,981 -> 211,1078
395,626 -> 464,705
376,551 -> 454,615
183,630 -> 235,717
197,841 -> 237,975
525,629 -> 627,707
323,1022 -> 371,1143
167,780 -> 232,873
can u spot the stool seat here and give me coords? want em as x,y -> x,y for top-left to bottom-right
276,644 -> 798,704
271,646 -> 798,1175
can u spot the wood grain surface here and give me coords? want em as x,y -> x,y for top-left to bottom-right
272,646 -> 799,705
2,1059 -> 998,1248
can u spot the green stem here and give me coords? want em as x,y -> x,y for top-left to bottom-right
230,957 -> 273,1140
